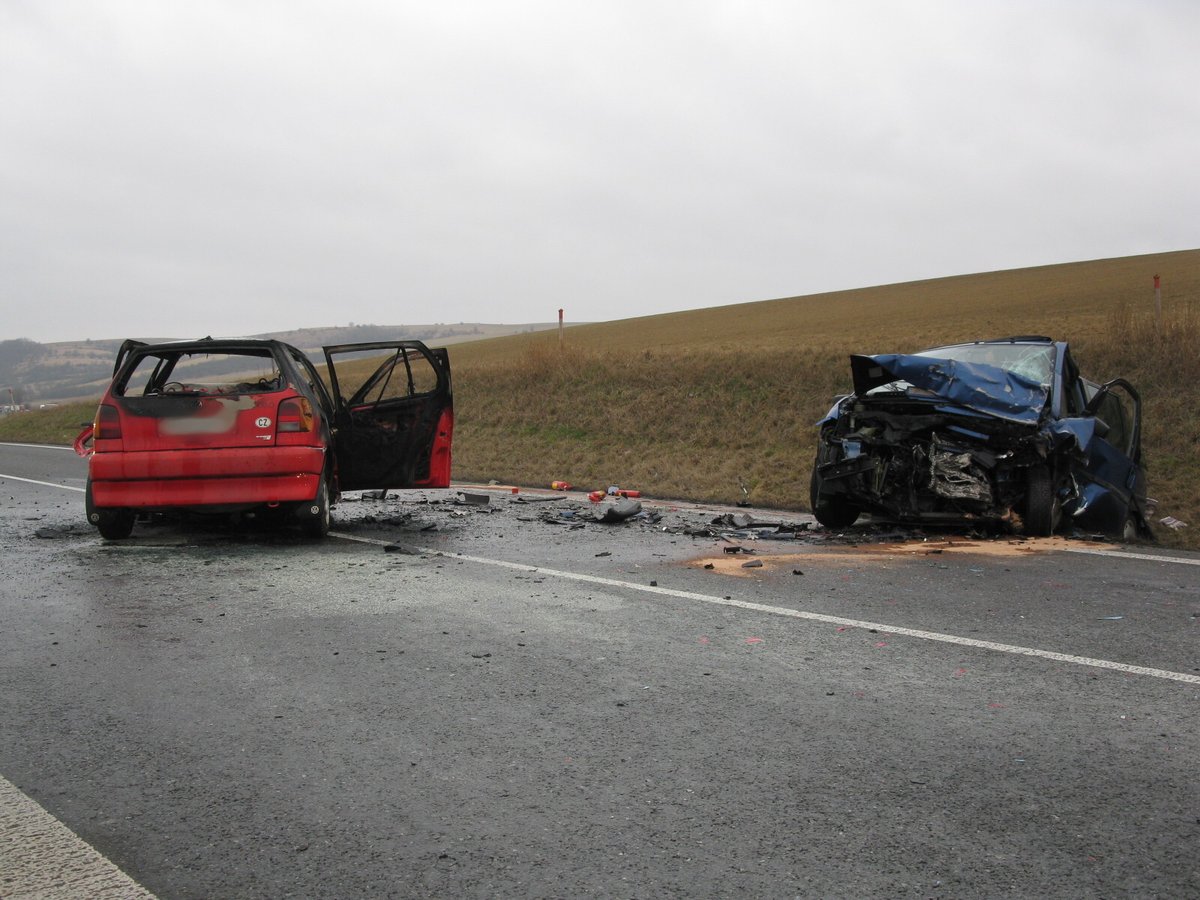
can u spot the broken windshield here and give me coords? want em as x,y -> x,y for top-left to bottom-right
915,343 -> 1055,386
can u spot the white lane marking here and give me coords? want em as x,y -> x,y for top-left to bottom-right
0,774 -> 157,898
0,473 -> 86,492
0,442 -> 77,450
333,532 -> 1200,686
1064,546 -> 1200,566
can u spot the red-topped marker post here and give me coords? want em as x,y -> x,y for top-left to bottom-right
1154,274 -> 1162,332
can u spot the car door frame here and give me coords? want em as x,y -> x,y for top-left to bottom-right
321,341 -> 453,491
1074,377 -> 1146,531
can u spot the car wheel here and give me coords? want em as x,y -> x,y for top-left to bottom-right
1023,465 -> 1061,537
95,510 -> 136,540
86,478 -> 135,540
299,474 -> 331,538
810,466 -> 859,529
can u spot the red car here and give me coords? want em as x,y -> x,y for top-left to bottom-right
74,337 -> 453,539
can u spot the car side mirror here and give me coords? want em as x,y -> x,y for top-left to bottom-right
1091,416 -> 1110,438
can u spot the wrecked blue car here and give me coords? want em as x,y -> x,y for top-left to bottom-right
810,337 -> 1148,538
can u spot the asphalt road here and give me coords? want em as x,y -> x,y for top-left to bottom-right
1,442 -> 1198,898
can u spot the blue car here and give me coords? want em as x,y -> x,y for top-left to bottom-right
810,337 -> 1148,538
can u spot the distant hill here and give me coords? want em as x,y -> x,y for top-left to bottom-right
0,323 -> 559,404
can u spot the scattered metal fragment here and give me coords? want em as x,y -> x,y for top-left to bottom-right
456,492 -> 490,506
594,499 -> 642,524
711,513 -> 781,529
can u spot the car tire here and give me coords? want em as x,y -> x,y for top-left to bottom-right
299,474 -> 331,538
1023,465 -> 1060,537
810,465 -> 859,529
86,478 -> 135,540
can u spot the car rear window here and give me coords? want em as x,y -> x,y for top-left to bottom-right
118,350 -> 285,397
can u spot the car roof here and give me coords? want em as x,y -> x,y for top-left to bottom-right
927,335 -> 1055,349
126,337 -> 300,353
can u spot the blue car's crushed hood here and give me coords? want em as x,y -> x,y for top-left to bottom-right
850,354 -> 1049,425
841,353 -> 1100,454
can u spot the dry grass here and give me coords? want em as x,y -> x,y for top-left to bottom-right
0,401 -> 96,445
1072,298 -> 1200,544
456,342 -> 843,508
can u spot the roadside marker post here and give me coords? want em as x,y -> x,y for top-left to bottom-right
1154,273 -> 1162,332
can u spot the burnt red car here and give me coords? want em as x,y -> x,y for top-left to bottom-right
74,337 -> 453,539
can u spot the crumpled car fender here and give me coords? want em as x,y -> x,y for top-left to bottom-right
1045,417 -> 1097,455
815,397 -> 847,428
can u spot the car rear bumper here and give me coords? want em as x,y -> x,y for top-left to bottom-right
89,447 -> 326,510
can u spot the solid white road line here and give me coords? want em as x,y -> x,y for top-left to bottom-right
0,774 -> 156,899
0,442 -> 77,450
0,473 -> 85,492
332,532 -> 1200,687
1063,546 -> 1200,566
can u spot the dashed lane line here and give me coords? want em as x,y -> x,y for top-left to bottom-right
0,774 -> 157,899
332,532 -> 1200,687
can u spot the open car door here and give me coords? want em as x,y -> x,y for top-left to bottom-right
322,341 -> 453,491
1077,378 -> 1146,533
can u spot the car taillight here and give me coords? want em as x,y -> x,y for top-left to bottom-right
95,404 -> 122,440
277,397 -> 314,433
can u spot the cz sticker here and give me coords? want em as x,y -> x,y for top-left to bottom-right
255,417 -> 272,428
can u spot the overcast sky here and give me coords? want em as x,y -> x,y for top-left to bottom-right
2,1 -> 1196,343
